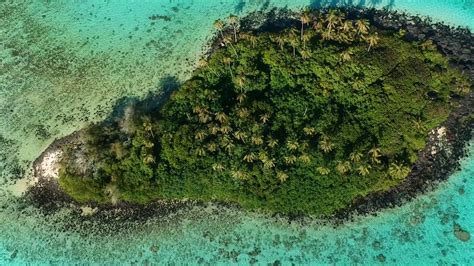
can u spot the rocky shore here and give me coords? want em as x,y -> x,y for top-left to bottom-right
26,7 -> 473,223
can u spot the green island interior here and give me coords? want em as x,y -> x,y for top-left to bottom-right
58,10 -> 470,215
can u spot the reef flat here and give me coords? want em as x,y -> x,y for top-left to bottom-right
29,8 -> 473,220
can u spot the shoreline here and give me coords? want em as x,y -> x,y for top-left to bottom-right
25,7 -> 473,224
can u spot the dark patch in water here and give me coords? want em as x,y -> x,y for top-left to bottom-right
148,14 -> 171,22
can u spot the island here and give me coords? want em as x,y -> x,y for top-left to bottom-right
31,8 -> 473,218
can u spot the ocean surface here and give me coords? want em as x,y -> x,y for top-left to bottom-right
0,0 -> 472,264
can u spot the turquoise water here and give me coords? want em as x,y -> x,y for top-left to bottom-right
0,0 -> 472,264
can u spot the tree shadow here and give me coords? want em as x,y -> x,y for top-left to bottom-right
309,0 -> 396,9
105,75 -> 180,124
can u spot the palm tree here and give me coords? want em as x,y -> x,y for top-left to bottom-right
303,127 -> 316,136
212,163 -> 225,172
215,112 -> 228,124
319,136 -> 334,153
259,113 -> 270,124
321,29 -> 333,41
316,166 -> 331,175
248,35 -> 258,48
336,161 -> 352,174
357,165 -> 371,176
289,37 -> 298,57
223,35 -> 239,57
231,170 -> 247,180
207,142 -> 218,152
325,10 -> 340,31
284,155 -> 297,165
340,50 -> 353,62
236,107 -> 249,118
263,158 -> 276,169
213,19 -> 225,39
143,154 -> 155,164
228,14 -> 239,42
365,33 -> 380,51
276,171 -> 289,182
243,152 -> 256,163
195,130 -> 207,141
368,147 -> 382,164
275,35 -> 286,50
143,119 -> 154,138
235,74 -> 246,91
222,56 -> 234,79
300,49 -> 312,60
234,130 -> 247,142
251,135 -> 264,146
349,151 -> 363,163
300,11 -> 311,41
195,147 -> 206,157
302,33 -> 311,49
389,163 -> 411,180
220,125 -> 232,134
286,140 -> 299,151
267,138 -> 278,148
236,92 -> 247,103
355,19 -> 369,35
299,154 -> 311,164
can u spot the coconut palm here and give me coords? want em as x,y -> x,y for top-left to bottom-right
289,37 -> 298,57
195,147 -> 206,157
236,107 -> 249,118
213,19 -> 225,38
300,49 -> 312,60
251,135 -> 264,146
235,74 -> 246,91
143,154 -> 155,164
340,50 -> 353,62
215,112 -> 228,124
300,11 -> 311,41
299,154 -> 311,164
195,130 -> 207,141
357,165 -> 371,176
355,19 -> 369,35
267,138 -> 278,148
302,33 -> 311,49
231,170 -> 247,180
259,113 -> 270,124
349,151 -> 363,163
248,35 -> 258,48
325,10 -> 340,31
316,166 -> 331,175
389,163 -> 411,180
319,136 -> 334,153
228,14 -> 239,42
365,33 -> 380,51
321,29 -> 334,41
220,125 -> 232,134
368,147 -> 382,164
207,142 -> 218,152
143,120 -> 154,138
243,152 -> 256,163
276,171 -> 289,182
223,35 -> 239,57
275,35 -> 286,50
284,155 -> 297,165
234,130 -> 247,142
286,140 -> 299,151
263,158 -> 276,169
222,56 -> 234,79
336,161 -> 351,174
212,163 -> 225,172
303,127 -> 316,136
236,92 -> 247,103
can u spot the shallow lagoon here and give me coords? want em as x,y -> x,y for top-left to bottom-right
0,0 -> 472,264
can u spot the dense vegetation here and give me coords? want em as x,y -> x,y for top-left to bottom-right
59,10 -> 469,215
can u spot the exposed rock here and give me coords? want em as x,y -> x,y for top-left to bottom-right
453,223 -> 471,242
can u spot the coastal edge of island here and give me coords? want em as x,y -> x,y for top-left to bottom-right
24,7 -> 473,225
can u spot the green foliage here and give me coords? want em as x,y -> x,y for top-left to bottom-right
58,11 -> 467,215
